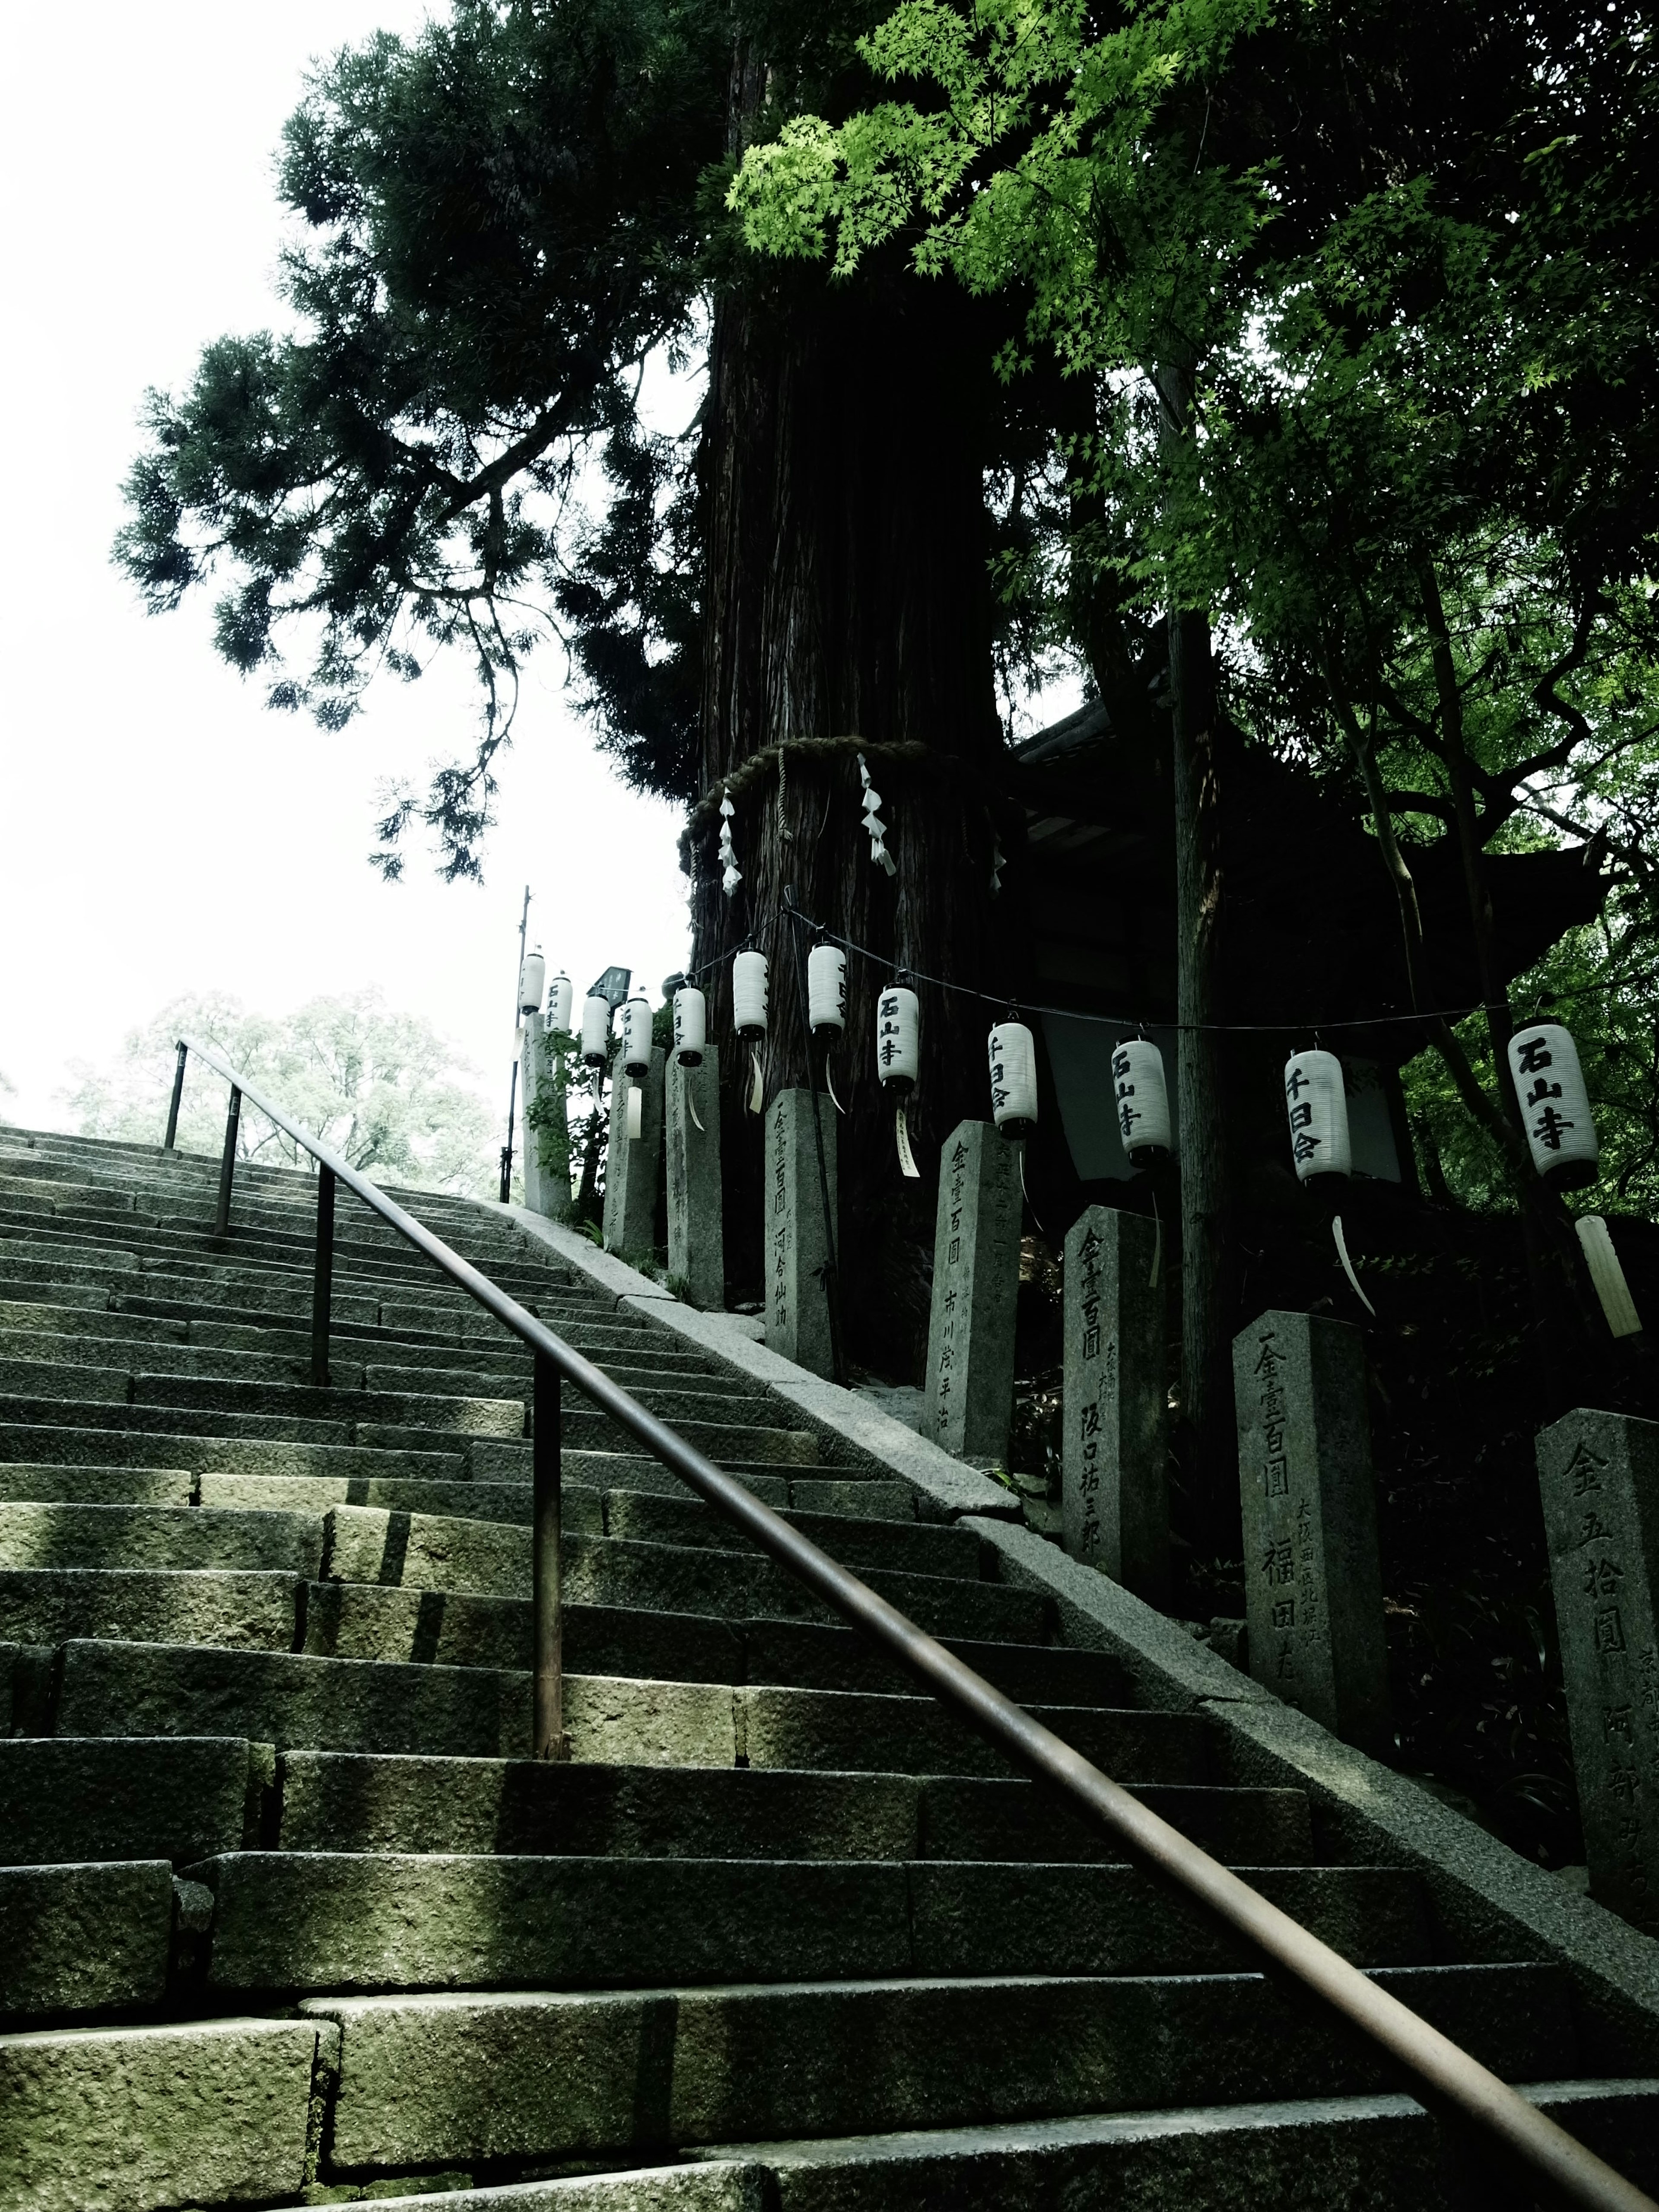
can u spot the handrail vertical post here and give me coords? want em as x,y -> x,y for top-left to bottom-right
163,1043 -> 188,1151
214,1086 -> 242,1238
311,1166 -> 336,1389
532,1353 -> 568,1759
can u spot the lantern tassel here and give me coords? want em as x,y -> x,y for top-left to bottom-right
895,1106 -> 920,1178
687,1087 -> 704,1134
825,1063 -> 845,1116
626,1084 -> 643,1144
747,1047 -> 764,1116
1149,1188 -> 1162,1292
1332,1215 -> 1376,1317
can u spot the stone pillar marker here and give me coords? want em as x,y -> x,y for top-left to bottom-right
601,1042 -> 664,1259
1063,1206 -> 1169,1606
533,1027 -> 574,1224
517,1015 -> 574,1222
925,1121 -> 1020,1463
1233,1309 -> 1390,1751
1536,1408 -> 1659,1935
665,1055 -> 724,1309
517,1013 -> 545,1214
765,1089 -> 837,1377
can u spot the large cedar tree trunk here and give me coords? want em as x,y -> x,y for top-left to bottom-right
687,272 -> 1014,1373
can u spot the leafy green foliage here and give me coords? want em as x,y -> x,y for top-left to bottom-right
115,0 -> 731,876
732,0 -> 1659,1204
67,991 -> 496,1194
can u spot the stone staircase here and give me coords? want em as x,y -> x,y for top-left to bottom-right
2,1124 -> 1656,2212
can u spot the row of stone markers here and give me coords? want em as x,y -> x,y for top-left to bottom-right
521,1037 -> 1659,1931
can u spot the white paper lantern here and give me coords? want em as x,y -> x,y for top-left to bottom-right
808,944 -> 848,1034
580,993 -> 612,1068
673,985 -> 706,1067
989,1020 -> 1038,1137
546,973 -> 573,1033
1506,1022 -> 1599,1189
876,986 -> 920,1091
1284,1050 -> 1351,1181
621,995 -> 654,1078
518,948 -> 547,1017
1111,1039 -> 1171,1165
733,950 -> 769,1038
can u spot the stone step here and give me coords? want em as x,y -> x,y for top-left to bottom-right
696,2084 -> 1659,2212
318,1511 -> 1043,1641
301,1965 -> 1574,2173
0,1860 -> 176,2018
0,1465 -> 196,1507
0,1422 -> 466,1482
42,1642 -> 1176,1773
0,1203 -> 476,1282
0,1219 -> 502,1290
273,1753 -> 1309,1864
129,1371 -> 531,1437
0,1568 -> 302,1653
200,1464 -> 789,1521
0,2012 -> 331,2212
47,1644 -> 731,1762
605,1493 -> 965,1575
0,1501 -> 323,1577
362,1410 -> 821,1467
365,1360 -> 735,1404
188,1852 -> 1432,1998
336,2166 -> 763,2212
296,1577 -> 1078,1683
0,1736 -> 267,1865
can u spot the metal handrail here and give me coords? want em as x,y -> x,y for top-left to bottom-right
164,1032 -> 1653,2212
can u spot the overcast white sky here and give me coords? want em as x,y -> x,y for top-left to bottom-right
0,0 -> 693,1138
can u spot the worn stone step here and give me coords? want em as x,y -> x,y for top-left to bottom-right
360,1411 -> 820,1467
604,1493 -> 973,1577
318,1511 -> 1046,1642
299,1593 -> 747,1683
704,2082 -> 1659,2212
127,1371 -> 529,1437
51,1642 -> 736,1761
300,1965 -> 1575,2172
0,2011 -> 332,2212
737,1687 -> 1210,1783
0,1465 -> 196,1507
44,1641 -> 1174,1776
0,1422 -> 465,1483
206,1470 -> 581,1525
0,1328 -> 372,1389
191,1853 -> 1430,1997
367,1344 -> 730,1398
353,2166 -> 765,2212
297,1581 -> 1096,1688
0,1391 -> 356,1446
273,1754 -> 1311,1866
0,1861 -> 175,2018
0,1568 -> 302,1653
0,1737 -> 266,1865
735,1620 -> 1125,1707
0,1501 -> 323,1577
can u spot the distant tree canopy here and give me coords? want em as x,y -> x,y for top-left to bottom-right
67,992 -> 496,1195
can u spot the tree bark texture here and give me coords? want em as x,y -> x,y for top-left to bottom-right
689,275 -> 1017,1372
1168,600 -> 1235,1548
